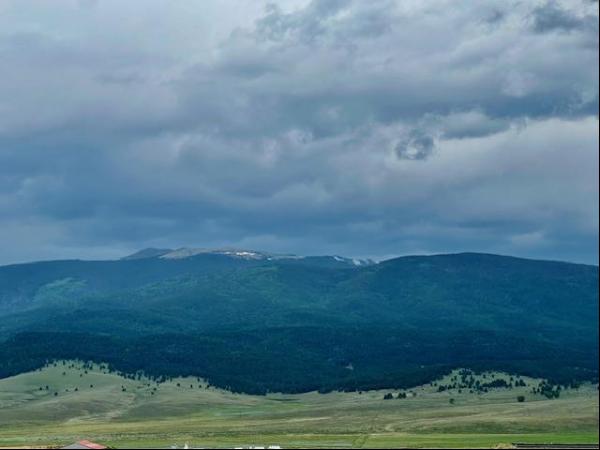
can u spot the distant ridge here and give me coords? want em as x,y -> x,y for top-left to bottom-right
121,247 -> 375,265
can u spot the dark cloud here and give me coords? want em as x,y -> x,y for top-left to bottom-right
395,131 -> 435,160
531,0 -> 596,33
0,0 -> 597,265
484,9 -> 506,25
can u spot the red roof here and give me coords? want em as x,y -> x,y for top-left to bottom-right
78,441 -> 107,449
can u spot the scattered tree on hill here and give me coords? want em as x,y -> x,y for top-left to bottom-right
481,379 -> 509,389
535,380 -> 561,399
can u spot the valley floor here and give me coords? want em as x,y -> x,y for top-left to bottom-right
0,363 -> 598,449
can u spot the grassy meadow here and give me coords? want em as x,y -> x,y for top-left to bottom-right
0,361 -> 597,448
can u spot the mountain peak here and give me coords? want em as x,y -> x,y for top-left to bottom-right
159,248 -> 288,260
121,248 -> 173,260
122,247 -> 301,261
121,247 -> 376,266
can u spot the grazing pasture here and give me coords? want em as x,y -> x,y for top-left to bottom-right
0,362 -> 597,448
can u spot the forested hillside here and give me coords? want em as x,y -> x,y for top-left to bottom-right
0,251 -> 597,394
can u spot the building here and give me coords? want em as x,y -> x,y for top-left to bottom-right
61,440 -> 108,449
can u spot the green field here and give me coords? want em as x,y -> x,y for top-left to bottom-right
0,362 -> 597,449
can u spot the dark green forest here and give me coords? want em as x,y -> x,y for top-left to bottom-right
0,252 -> 598,394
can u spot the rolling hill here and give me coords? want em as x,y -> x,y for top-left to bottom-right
0,250 -> 597,394
1,361 -> 597,449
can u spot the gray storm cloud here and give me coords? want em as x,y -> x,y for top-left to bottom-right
0,0 -> 598,265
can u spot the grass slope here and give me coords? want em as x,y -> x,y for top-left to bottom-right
0,362 -> 597,448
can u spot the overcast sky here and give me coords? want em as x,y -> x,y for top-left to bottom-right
0,0 -> 598,265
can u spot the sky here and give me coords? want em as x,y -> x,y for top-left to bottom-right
0,0 -> 598,265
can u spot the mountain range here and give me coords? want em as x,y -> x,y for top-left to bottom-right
0,249 -> 597,394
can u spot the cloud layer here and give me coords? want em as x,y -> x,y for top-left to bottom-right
0,0 -> 598,264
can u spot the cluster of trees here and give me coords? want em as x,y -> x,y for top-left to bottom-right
430,370 -> 529,394
532,380 -> 562,399
383,391 -> 413,400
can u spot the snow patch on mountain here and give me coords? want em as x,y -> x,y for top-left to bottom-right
122,247 -> 376,266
